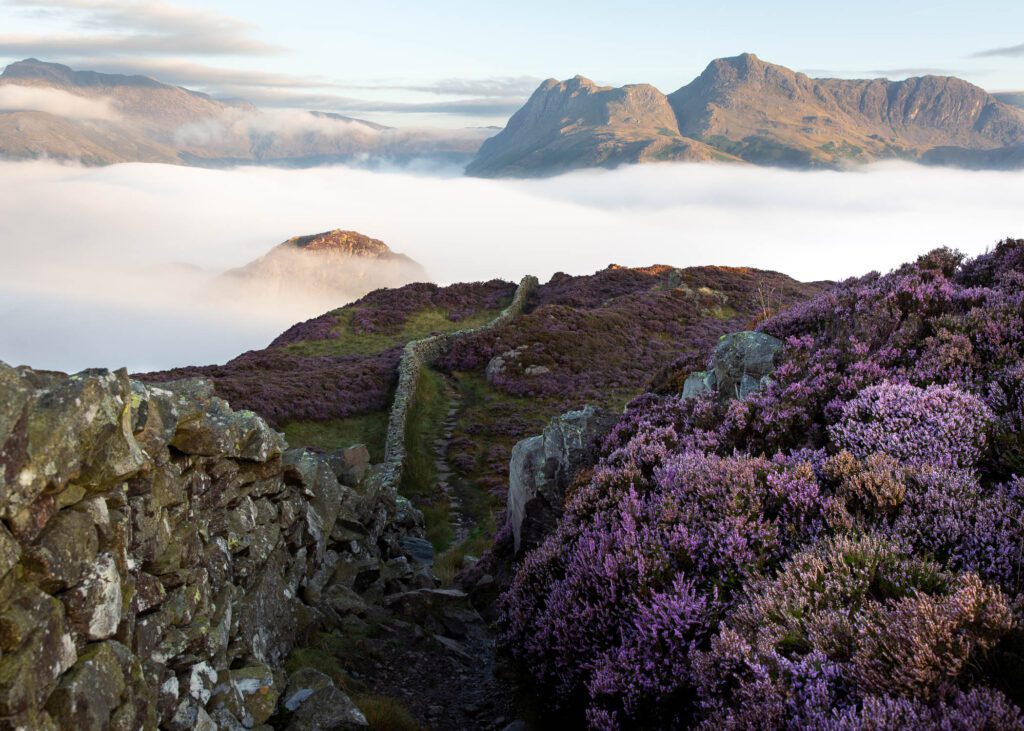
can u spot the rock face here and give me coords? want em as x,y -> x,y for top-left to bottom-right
682,330 -> 784,401
466,75 -> 735,177
223,229 -> 428,310
0,361 -> 426,729
467,53 -> 1024,176
507,405 -> 618,553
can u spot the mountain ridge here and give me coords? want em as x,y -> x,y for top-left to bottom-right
0,58 -> 492,167
468,52 -> 1024,176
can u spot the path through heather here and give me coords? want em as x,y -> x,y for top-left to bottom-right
436,375 -> 470,545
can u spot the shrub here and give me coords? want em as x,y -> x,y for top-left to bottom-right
500,240 -> 1024,728
828,382 -> 994,469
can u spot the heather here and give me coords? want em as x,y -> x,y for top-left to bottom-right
438,265 -> 823,502
137,279 -> 516,432
501,240 -> 1024,729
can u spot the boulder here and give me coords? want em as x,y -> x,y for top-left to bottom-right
682,331 -> 784,402
282,668 -> 367,730
507,405 -> 617,553
325,444 -> 370,487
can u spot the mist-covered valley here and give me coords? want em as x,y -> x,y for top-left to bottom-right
1,158 -> 1022,372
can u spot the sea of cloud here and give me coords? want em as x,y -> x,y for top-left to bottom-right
1,159 -> 1021,372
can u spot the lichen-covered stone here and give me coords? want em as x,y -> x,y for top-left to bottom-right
6,370 -> 146,523
171,397 -> 285,462
61,552 -> 123,641
0,582 -> 77,716
21,508 -> 98,592
0,524 -> 20,581
225,664 -> 279,726
44,641 -> 126,730
710,330 -> 784,400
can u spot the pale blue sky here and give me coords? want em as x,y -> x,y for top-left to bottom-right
1,0 -> 1022,126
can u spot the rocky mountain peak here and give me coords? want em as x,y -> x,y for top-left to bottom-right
286,229 -> 397,258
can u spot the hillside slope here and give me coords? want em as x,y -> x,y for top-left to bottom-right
501,240 -> 1024,728
138,263 -> 825,571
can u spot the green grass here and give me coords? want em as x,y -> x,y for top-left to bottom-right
352,695 -> 421,730
285,306 -> 506,358
282,411 -> 389,461
400,367 -> 452,552
433,513 -> 497,585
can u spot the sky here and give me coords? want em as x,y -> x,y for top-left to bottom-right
1,0 -> 1023,127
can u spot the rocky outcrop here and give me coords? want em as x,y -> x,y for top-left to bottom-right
466,76 -> 734,177
0,362 -> 426,730
506,405 -> 618,554
682,330 -> 783,401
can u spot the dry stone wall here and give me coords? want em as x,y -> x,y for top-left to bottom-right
0,364 -> 423,730
382,274 -> 539,487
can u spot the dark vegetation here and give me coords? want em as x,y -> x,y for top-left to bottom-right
141,264 -> 822,564
436,265 -> 825,504
501,240 -> 1024,729
136,280 -> 515,440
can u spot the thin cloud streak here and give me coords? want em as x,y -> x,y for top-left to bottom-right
0,83 -> 118,118
972,42 -> 1024,58
1,0 -> 281,56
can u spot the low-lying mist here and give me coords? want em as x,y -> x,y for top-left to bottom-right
1,159 -> 1022,373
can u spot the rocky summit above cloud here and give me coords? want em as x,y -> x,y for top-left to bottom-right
468,53 -> 1024,176
223,229 -> 428,311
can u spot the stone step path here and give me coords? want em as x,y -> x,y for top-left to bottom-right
435,375 -> 470,546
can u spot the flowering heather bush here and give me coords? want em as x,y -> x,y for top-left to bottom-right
829,382 -> 994,468
348,280 -> 515,334
501,241 -> 1024,728
137,346 -> 401,426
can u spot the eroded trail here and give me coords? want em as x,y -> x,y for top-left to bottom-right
435,376 -> 471,546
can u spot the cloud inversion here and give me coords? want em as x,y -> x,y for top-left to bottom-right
1,159 -> 1022,373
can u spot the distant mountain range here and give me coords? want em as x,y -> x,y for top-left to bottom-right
467,53 -> 1024,176
4,54 -> 1024,175
0,58 -> 494,167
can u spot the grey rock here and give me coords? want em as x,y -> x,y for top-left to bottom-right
398,536 -> 434,566
283,668 -> 367,730
507,405 -> 617,553
681,370 -> 714,400
710,331 -> 783,401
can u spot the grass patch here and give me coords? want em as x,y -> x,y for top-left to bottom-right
352,694 -> 420,730
282,411 -> 389,461
400,367 -> 452,551
285,306 -> 505,358
434,513 -> 497,585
